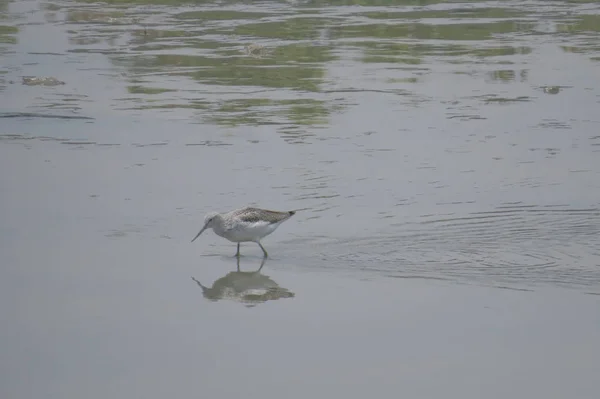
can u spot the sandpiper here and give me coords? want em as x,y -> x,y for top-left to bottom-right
191,206 -> 296,257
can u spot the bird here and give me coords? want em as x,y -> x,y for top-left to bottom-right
191,206 -> 296,258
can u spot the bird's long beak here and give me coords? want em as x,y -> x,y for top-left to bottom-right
191,224 -> 207,242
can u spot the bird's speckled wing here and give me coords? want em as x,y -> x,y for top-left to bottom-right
233,207 -> 295,224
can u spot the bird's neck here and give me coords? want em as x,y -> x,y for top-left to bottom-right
211,215 -> 227,237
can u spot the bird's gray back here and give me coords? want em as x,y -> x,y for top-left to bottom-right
231,207 -> 295,224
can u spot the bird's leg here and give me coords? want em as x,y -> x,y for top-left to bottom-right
235,243 -> 241,257
257,242 -> 268,258
257,256 -> 266,272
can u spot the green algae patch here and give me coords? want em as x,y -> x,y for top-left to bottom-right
174,10 -> 273,20
234,18 -> 339,40
205,98 -> 335,127
361,7 -> 525,20
332,21 -> 535,41
127,85 -> 176,94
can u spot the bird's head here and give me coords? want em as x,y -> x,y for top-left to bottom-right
191,211 -> 220,242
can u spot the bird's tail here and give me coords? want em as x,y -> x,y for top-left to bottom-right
289,207 -> 310,215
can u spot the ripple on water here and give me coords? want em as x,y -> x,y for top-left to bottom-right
286,204 -> 600,291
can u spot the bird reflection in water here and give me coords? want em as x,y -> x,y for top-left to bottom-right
191,257 -> 295,307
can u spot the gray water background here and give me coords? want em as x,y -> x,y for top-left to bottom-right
1,0 -> 600,398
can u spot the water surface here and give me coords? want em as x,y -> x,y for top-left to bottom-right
1,0 -> 600,398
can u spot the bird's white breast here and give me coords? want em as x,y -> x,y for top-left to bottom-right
221,220 -> 280,242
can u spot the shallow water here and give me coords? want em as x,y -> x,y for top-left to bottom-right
1,0 -> 600,398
